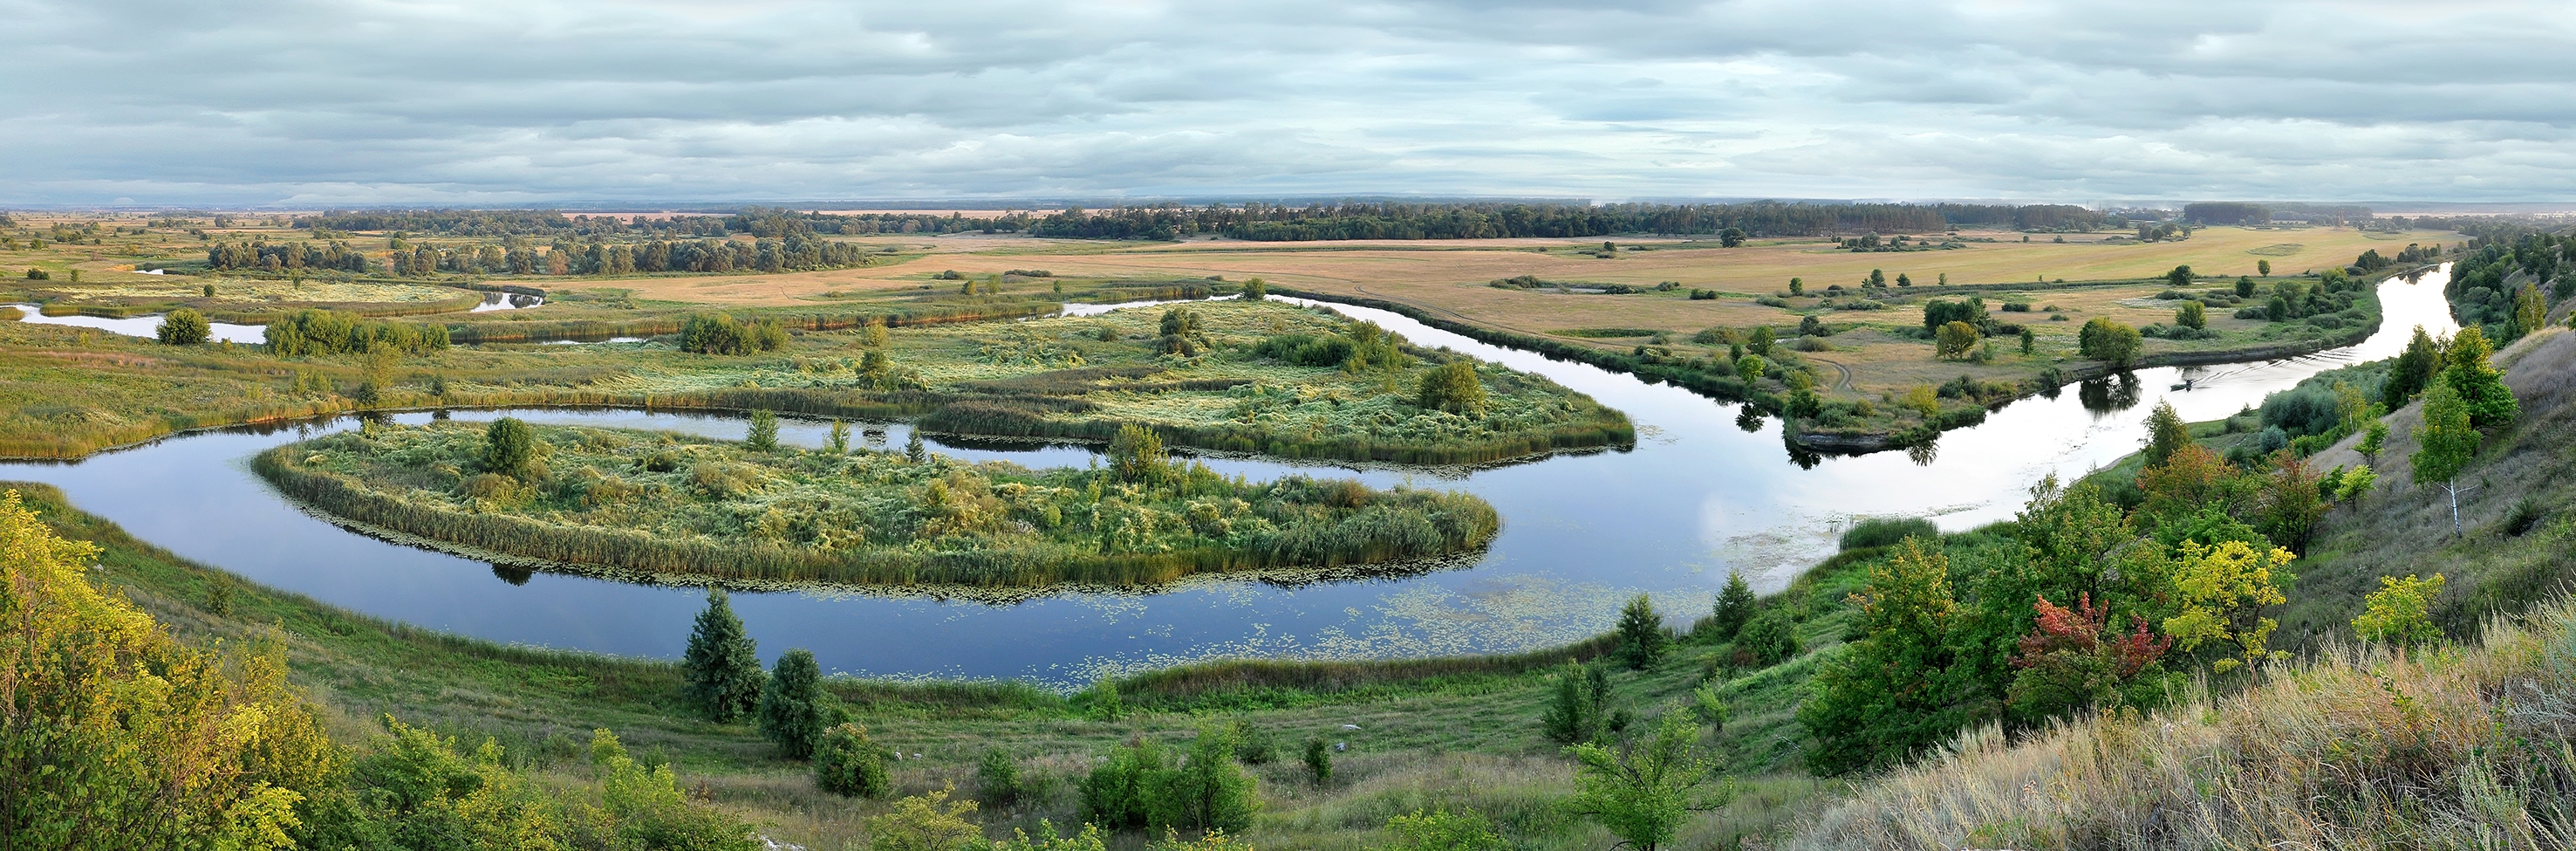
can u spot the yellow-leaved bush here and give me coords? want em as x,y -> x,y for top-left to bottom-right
0,489 -> 338,849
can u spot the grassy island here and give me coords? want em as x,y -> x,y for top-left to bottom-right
254,419 -> 1500,588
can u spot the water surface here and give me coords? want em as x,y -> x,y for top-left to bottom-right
0,268 -> 2457,683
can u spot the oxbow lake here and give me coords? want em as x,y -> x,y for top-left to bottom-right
0,267 -> 2461,683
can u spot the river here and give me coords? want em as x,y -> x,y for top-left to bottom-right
0,266 -> 2459,683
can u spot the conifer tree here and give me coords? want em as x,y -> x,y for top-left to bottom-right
1711,571 -> 1756,641
1615,594 -> 1668,669
758,648 -> 829,758
683,588 -> 765,722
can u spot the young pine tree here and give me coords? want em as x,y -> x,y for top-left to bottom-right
1711,571 -> 1756,641
746,409 -> 780,452
758,648 -> 829,759
1615,594 -> 1668,669
683,588 -> 765,723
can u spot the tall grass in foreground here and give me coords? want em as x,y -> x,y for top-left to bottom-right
1791,598 -> 2576,850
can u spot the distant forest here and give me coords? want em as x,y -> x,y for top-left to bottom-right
297,202 -> 2128,243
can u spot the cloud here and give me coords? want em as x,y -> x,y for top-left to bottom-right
5,0 -> 2575,204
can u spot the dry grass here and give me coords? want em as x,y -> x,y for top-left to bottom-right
1789,596 -> 2576,850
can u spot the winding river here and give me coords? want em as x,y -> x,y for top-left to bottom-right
0,267 -> 2459,683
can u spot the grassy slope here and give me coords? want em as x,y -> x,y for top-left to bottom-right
5,480 -> 1835,850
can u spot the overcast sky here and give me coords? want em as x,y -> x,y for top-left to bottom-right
9,0 -> 2575,207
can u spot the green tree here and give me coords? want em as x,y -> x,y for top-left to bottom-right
1566,709 -> 1733,851
2439,326 -> 2518,430
1719,227 -> 1746,248
1302,736 -> 1332,786
757,648 -> 829,759
2164,264 -> 2194,287
1935,320 -> 1979,360
2019,326 -> 2035,354
1787,277 -> 1803,296
862,316 -> 891,347
2411,380 -> 2483,539
2513,282 -> 2547,337
1148,724 -> 1257,834
1748,326 -> 1775,355
1540,662 -> 1610,745
1711,571 -> 1755,641
827,419 -> 851,453
2255,451 -> 2327,552
746,408 -> 779,452
2258,259 -> 2272,277
2235,276 -> 2256,298
682,588 -> 764,722
156,307 -> 210,345
2141,400 -> 2193,469
1110,423 -> 1168,483
2078,318 -> 2141,367
1615,594 -> 1668,669
1734,354 -> 1766,385
2175,300 -> 2206,330
1798,539 -> 1972,774
2380,326 -> 2442,406
2333,463 -> 2378,503
2352,573 -> 2445,646
2357,418 -> 2388,466
1418,361 -> 1486,414
814,724 -> 892,798
907,429 -> 927,463
483,415 -> 537,479
1240,278 -> 1267,300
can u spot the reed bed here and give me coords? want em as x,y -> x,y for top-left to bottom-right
254,422 -> 1500,588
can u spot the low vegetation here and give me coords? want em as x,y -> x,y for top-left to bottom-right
254,419 -> 1500,588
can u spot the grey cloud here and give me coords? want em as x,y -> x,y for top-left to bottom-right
5,0 -> 2576,204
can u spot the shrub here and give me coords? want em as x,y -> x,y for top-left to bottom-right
1711,571 -> 1756,641
1936,321 -> 1980,360
1418,361 -> 1486,415
1841,516 -> 1938,551
867,787 -> 984,851
1302,736 -> 1333,786
815,724 -> 892,798
2176,300 -> 2207,329
757,648 -> 829,759
680,313 -> 784,354
1083,739 -> 1170,827
746,409 -> 779,452
1148,724 -> 1258,834
1737,611 -> 1800,666
156,308 -> 210,345
1384,809 -> 1505,851
979,749 -> 1024,806
483,416 -> 538,479
2078,318 -> 2141,367
1109,423 -> 1168,483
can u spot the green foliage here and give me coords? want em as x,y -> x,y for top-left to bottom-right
2176,300 -> 2207,330
1240,278 -> 1267,300
2439,326 -> 2519,430
1935,320 -> 1979,360
2412,381 -> 2481,489
994,821 -> 1109,851
264,308 -> 449,357
2165,264 -> 2195,287
867,787 -> 985,851
1540,662 -> 1614,746
1734,611 -> 1800,668
482,415 -> 537,479
1302,735 -> 1333,786
680,312 -> 786,355
1615,594 -> 1669,669
1417,360 -> 1487,415
814,724 -> 892,798
2078,318 -> 2141,367
2333,463 -> 2378,503
1083,738 -> 1169,826
682,588 -> 764,723
2381,326 -> 2443,407
1383,808 -> 1504,851
1799,539 -> 1971,775
2357,419 -> 2388,465
155,307 -> 210,345
1567,709 -> 1733,851
1081,731 -> 1257,833
2353,573 -> 2445,645
2237,276 -> 2257,298
1839,516 -> 1937,551
2142,401 -> 2192,469
828,419 -> 851,453
977,749 -> 1023,806
1110,422 -> 1169,484
757,648 -> 829,759
1710,571 -> 1755,641
1921,298 -> 1987,333
745,408 -> 779,452
1734,354 -> 1766,385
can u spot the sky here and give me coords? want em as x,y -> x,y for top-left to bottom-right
8,0 -> 2576,207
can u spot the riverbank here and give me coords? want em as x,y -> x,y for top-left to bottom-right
1279,263 -> 2419,453
253,420 -> 1500,589
0,295 -> 1630,464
